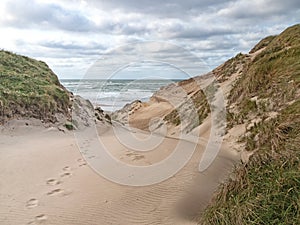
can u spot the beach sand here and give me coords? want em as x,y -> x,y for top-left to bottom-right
0,71 -> 244,224
0,117 -> 239,225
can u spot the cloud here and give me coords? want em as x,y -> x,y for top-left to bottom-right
92,0 -> 230,18
218,0 -> 300,19
40,41 -> 106,51
168,25 -> 238,39
3,0 -> 96,32
85,41 -> 210,80
0,0 -> 299,79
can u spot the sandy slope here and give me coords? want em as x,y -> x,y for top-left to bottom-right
0,118 -> 238,225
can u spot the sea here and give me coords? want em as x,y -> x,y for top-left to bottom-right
60,79 -> 181,112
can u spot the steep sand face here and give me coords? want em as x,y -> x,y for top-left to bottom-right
114,74 -> 214,135
128,100 -> 174,131
0,120 -> 238,225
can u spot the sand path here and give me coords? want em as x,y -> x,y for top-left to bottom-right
0,121 -> 238,225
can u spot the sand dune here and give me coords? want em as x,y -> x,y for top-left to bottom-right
0,118 -> 238,225
0,70 -> 242,225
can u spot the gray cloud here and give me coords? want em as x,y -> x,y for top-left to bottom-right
218,0 -> 300,20
2,0 -> 162,36
4,0 -> 96,32
93,0 -> 231,18
40,41 -> 106,51
168,25 -> 239,39
86,41 -> 211,80
1,0 -> 300,79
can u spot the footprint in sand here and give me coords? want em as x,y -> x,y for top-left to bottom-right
60,172 -> 72,178
47,188 -> 72,197
77,158 -> 87,167
27,214 -> 48,224
35,214 -> 47,222
79,148 -> 88,155
46,178 -> 61,186
63,166 -> 71,171
77,158 -> 84,163
125,152 -> 145,161
133,155 -> 145,161
47,188 -> 63,196
26,198 -> 39,209
79,162 -> 87,167
81,140 -> 90,148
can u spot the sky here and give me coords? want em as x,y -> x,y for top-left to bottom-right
0,0 -> 299,79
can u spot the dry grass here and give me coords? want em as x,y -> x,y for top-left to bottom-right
0,50 -> 70,123
163,88 -> 210,129
213,53 -> 250,82
199,24 -> 300,225
199,100 -> 300,225
228,24 -> 300,127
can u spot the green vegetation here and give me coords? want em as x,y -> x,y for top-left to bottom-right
0,50 -> 70,123
64,121 -> 75,130
213,53 -> 250,82
228,24 -> 300,127
249,35 -> 277,53
163,88 -> 210,128
200,100 -> 300,225
193,89 -> 210,124
164,108 -> 181,126
199,24 -> 300,224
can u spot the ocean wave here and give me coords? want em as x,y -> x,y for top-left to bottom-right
61,79 -> 177,111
